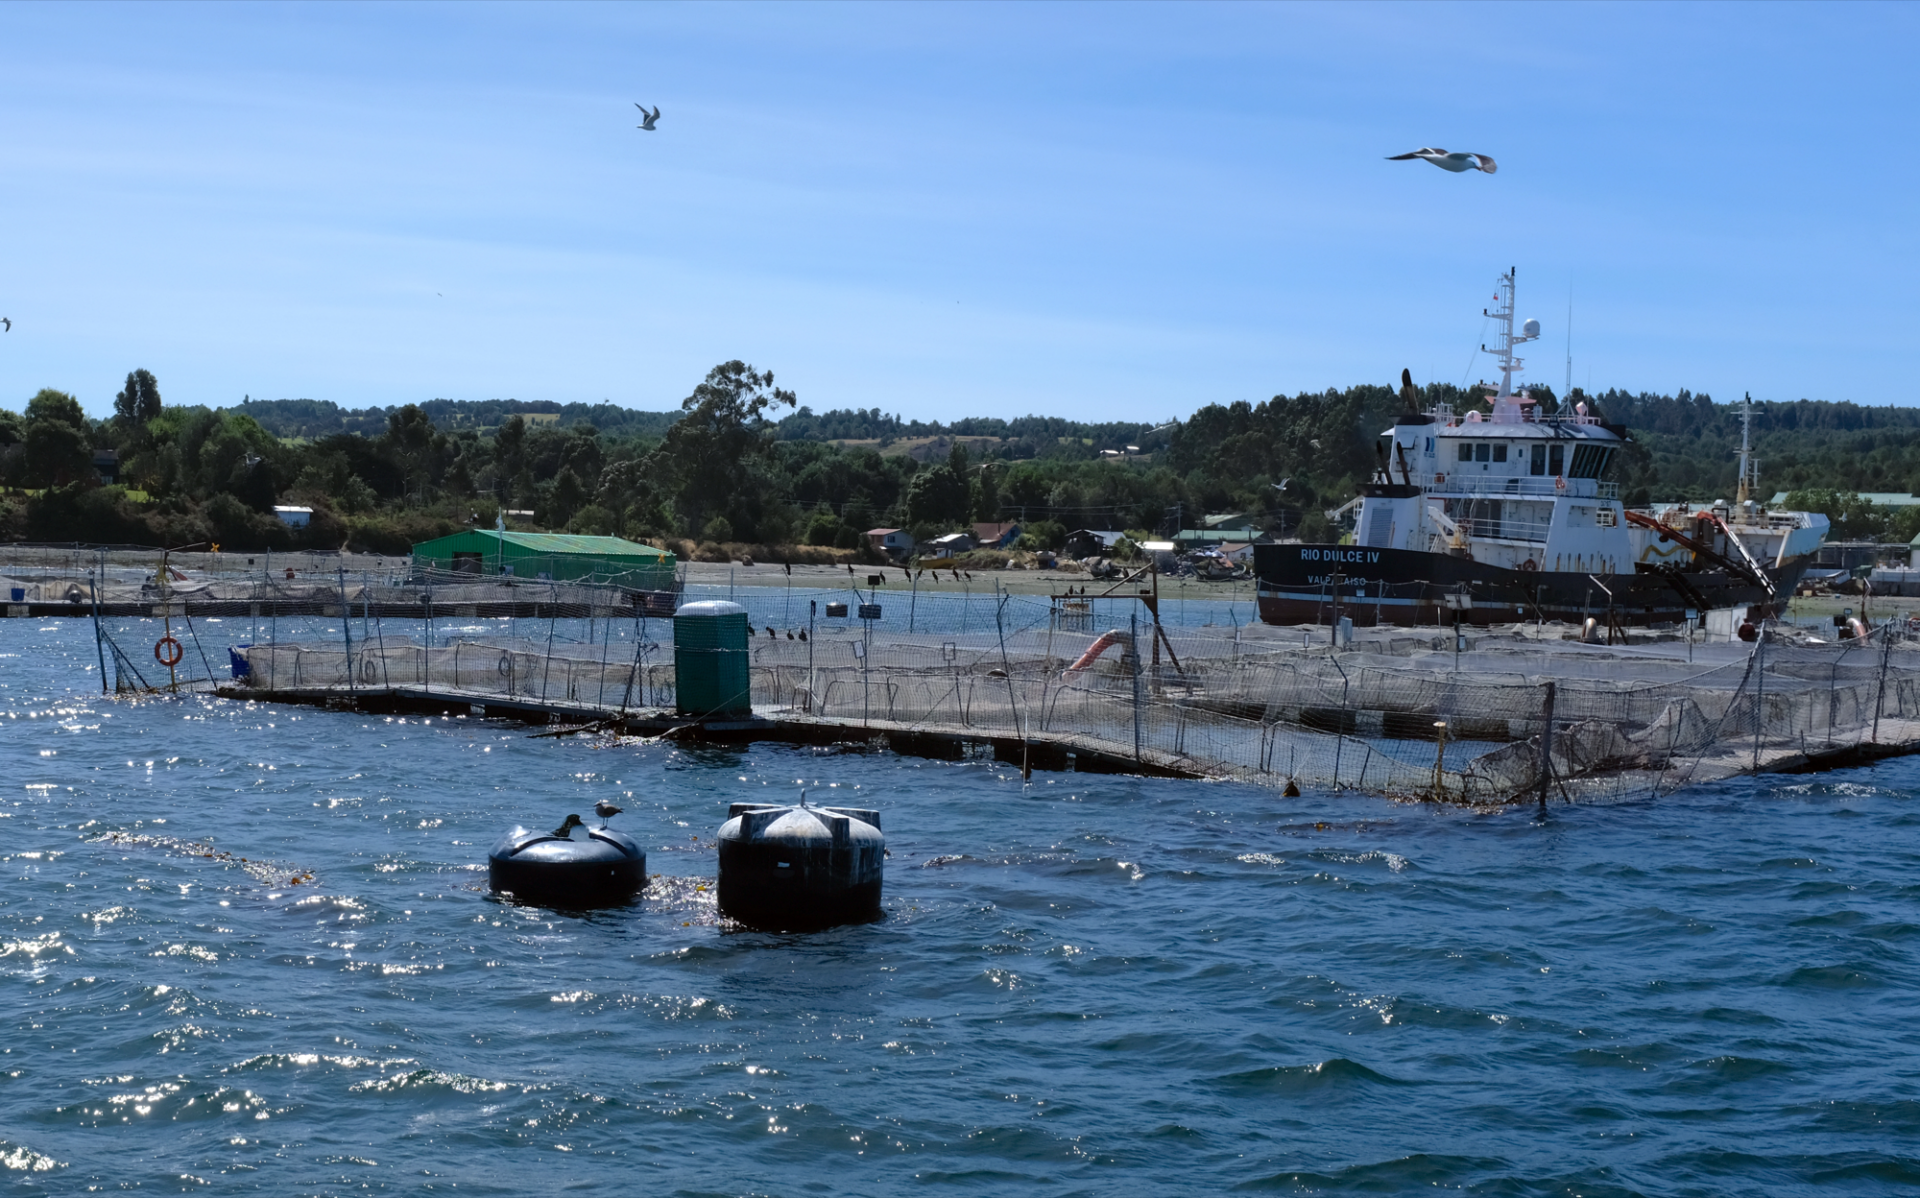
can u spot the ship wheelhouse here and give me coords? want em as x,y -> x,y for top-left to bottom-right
1358,396 -> 1630,575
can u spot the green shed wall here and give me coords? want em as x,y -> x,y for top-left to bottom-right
412,531 -> 676,589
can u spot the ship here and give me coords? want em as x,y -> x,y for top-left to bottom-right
1254,269 -> 1828,630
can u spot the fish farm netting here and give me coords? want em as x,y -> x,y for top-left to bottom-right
228,606 -> 1920,807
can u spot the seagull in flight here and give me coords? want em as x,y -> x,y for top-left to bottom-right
1,318 -> 9,332
635,103 -> 661,131
1387,147 -> 1497,174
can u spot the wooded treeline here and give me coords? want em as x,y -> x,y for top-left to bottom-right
4,360 -> 1920,553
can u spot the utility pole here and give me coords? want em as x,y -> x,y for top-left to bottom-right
1129,610 -> 1142,762
1536,681 -> 1557,812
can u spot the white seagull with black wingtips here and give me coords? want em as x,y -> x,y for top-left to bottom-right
635,103 -> 660,131
1386,147 -> 1496,174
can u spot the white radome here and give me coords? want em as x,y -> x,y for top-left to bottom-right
1522,318 -> 1541,338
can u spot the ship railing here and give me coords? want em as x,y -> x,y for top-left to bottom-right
1424,476 -> 1618,500
1427,404 -> 1610,428
1460,518 -> 1553,544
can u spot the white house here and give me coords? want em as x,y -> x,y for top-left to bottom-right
920,532 -> 977,559
865,528 -> 915,557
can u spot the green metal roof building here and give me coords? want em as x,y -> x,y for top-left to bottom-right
412,530 -> 677,589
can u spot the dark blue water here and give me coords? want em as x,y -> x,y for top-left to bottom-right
5,618 -> 1920,1195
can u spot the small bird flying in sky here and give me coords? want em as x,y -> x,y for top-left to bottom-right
635,103 -> 661,131
2,317 -> 10,332
1387,148 -> 1496,174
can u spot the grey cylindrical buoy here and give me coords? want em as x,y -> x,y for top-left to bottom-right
717,803 -> 883,931
488,825 -> 646,908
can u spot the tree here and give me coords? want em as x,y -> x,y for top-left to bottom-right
905,462 -> 969,527
644,360 -> 797,539
972,461 -> 1001,521
114,370 -> 163,426
382,404 -> 437,503
494,414 -> 528,485
548,466 -> 587,527
22,389 -> 94,488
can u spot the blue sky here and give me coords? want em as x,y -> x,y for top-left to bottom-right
0,2 -> 1913,423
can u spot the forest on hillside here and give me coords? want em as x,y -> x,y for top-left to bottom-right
4,360 -> 1920,554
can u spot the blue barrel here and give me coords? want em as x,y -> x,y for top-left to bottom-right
674,600 -> 750,717
488,824 -> 646,908
228,645 -> 252,680
718,803 -> 883,931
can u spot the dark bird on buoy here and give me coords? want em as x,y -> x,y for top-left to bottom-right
786,630 -> 795,639
552,813 -> 585,839
798,630 -> 807,642
766,626 -> 777,638
635,103 -> 660,131
594,799 -> 623,827
784,562 -> 791,576
1386,147 -> 1496,174
846,563 -> 855,576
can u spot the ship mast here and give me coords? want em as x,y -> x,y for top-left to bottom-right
1735,392 -> 1758,508
1482,267 -> 1541,398
1481,267 -> 1539,416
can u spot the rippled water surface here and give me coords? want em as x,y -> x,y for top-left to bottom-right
5,618 -> 1920,1195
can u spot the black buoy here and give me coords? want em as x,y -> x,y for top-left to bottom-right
718,802 -> 883,931
488,817 -> 646,908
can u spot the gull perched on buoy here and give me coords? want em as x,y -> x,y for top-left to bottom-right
594,799 -> 622,829
635,103 -> 660,131
1386,147 -> 1496,174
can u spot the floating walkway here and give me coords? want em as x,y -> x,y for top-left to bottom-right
212,680 -> 1207,779
209,620 -> 1920,804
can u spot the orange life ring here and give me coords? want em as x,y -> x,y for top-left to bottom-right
1554,475 -> 1566,492
154,636 -> 184,667
1519,558 -> 1538,572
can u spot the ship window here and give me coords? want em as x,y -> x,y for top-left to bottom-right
1568,444 -> 1611,478
1474,442 -> 1491,462
1458,442 -> 1472,462
1530,444 -> 1547,476
1548,444 -> 1565,474
1492,443 -> 1508,463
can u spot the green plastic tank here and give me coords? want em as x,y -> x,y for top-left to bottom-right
674,600 -> 751,717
